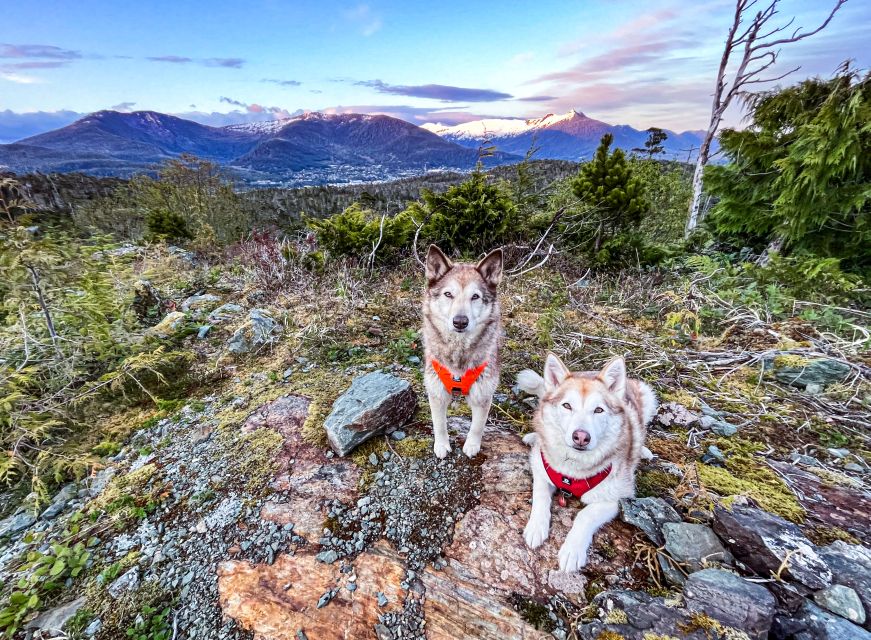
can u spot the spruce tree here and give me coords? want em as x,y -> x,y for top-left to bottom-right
705,66 -> 870,268
571,133 -> 649,251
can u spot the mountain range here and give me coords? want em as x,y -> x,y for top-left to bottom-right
0,110 -> 517,186
0,109 -> 705,186
421,110 -> 704,161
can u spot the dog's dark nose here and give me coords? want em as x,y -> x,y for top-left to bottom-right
572,430 -> 591,448
452,315 -> 469,330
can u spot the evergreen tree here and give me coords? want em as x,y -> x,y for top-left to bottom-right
570,133 -> 649,251
410,171 -> 517,256
632,127 -> 668,158
705,67 -> 870,268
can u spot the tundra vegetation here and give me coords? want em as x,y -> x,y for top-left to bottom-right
0,66 -> 868,637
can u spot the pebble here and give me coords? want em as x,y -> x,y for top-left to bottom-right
316,589 -> 336,609
391,430 -> 407,441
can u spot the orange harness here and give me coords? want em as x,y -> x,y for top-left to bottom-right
431,359 -> 488,398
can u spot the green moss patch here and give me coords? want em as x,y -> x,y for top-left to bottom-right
697,444 -> 804,523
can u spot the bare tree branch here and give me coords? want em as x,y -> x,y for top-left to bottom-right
686,0 -> 847,236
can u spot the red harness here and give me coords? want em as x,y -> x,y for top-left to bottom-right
541,451 -> 611,506
431,359 -> 488,398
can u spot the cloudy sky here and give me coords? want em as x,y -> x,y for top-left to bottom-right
1,0 -> 868,141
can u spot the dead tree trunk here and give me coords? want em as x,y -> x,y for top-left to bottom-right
686,0 -> 847,237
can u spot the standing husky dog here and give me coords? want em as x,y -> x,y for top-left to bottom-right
422,245 -> 503,459
517,353 -> 657,572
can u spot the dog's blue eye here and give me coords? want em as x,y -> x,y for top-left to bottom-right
471,293 -> 480,300
562,402 -> 571,410
444,291 -> 453,298
594,407 -> 604,414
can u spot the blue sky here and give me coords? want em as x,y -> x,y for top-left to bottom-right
1,0 -> 868,140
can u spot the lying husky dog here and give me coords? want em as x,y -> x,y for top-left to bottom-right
422,245 -> 503,459
517,353 -> 657,572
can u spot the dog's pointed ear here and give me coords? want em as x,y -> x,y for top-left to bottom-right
543,352 -> 570,392
476,248 -> 503,288
599,357 -> 627,397
426,245 -> 453,285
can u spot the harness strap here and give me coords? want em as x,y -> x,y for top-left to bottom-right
431,359 -> 488,398
541,451 -> 611,504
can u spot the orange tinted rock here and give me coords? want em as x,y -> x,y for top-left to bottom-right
218,545 -> 406,640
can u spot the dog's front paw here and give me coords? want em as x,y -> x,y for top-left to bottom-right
523,517 -> 550,549
557,539 -> 589,573
462,438 -> 481,458
433,439 -> 452,459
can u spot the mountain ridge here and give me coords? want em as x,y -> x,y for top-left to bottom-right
0,110 -> 519,186
422,110 -> 704,161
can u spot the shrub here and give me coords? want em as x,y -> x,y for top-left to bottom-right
705,66 -> 871,268
307,203 -> 413,263
144,209 -> 192,242
567,133 -> 649,253
410,171 -> 517,256
745,253 -> 862,305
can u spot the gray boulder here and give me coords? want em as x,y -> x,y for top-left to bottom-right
684,568 -> 777,640
662,522 -> 733,573
208,303 -> 245,323
25,597 -> 86,633
181,293 -> 221,314
820,541 -> 871,629
700,414 -> 739,436
107,567 -> 140,599
324,372 -> 417,456
814,585 -> 866,626
40,483 -> 77,520
578,588 -> 767,640
0,510 -> 36,537
228,309 -> 281,354
713,505 -> 831,590
772,357 -> 851,390
773,601 -> 871,640
619,497 -> 681,546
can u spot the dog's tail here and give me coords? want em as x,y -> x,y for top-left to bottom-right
516,369 -> 546,399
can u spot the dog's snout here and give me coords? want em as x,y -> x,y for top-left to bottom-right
452,315 -> 469,330
572,429 -> 591,447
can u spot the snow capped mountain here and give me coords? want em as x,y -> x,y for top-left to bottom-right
422,109 -> 704,161
421,110 -> 589,140
223,119 -> 293,136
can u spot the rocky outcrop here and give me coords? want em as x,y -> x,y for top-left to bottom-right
662,522 -> 732,573
820,541 -> 871,629
619,496 -> 681,546
218,545 -> 408,640
0,510 -> 36,538
324,372 -> 417,456
713,505 -> 832,589
684,568 -> 776,640
773,601 -> 870,640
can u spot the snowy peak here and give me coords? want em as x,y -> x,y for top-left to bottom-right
423,109 -> 704,161
223,119 -> 292,135
420,109 -> 598,141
